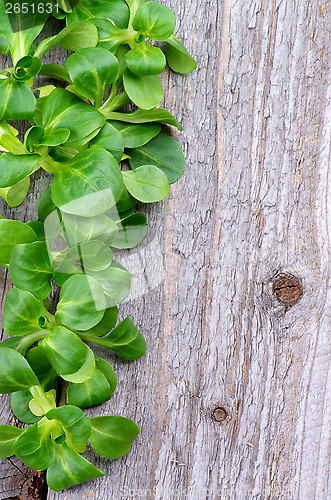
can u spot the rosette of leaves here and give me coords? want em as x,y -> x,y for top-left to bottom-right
62,0 -> 196,109
1,282 -> 146,387
0,347 -> 140,491
0,0 -> 99,120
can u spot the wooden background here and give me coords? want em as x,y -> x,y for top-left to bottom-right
1,0 -> 331,498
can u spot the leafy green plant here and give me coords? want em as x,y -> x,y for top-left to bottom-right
0,0 -> 196,492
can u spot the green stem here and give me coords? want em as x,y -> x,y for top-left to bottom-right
15,330 -> 49,355
29,385 -> 55,414
77,331 -> 113,348
99,92 -> 131,115
0,121 -> 26,154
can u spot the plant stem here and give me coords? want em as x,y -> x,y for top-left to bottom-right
77,331 -> 113,348
29,385 -> 55,414
99,92 -> 131,115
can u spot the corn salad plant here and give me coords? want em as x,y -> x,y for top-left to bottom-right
0,0 -> 196,491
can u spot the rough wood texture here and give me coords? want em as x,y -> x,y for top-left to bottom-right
1,0 -> 331,498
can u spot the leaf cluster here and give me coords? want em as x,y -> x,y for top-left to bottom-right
0,0 -> 196,492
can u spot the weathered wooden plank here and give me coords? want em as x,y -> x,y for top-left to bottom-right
2,0 -> 331,499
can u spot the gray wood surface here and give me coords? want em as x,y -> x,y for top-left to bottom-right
1,0 -> 331,498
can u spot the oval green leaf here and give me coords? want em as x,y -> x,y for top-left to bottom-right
0,425 -> 24,458
0,79 -> 36,120
109,121 -> 161,148
66,47 -> 119,108
55,275 -> 106,330
122,165 -> 169,202
66,0 -> 130,29
111,212 -> 147,249
38,327 -> 86,377
123,69 -> 163,110
46,442 -> 105,491
0,219 -> 37,267
90,122 -> 124,162
126,44 -> 166,76
42,88 -> 105,143
51,147 -> 124,217
132,1 -> 175,40
3,288 -> 43,336
0,347 -> 39,393
9,241 -> 53,300
127,132 -> 186,183
0,153 -> 40,189
89,415 -> 139,459
13,421 -> 55,470
165,34 -> 197,74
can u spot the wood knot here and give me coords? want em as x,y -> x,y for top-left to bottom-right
212,407 -> 228,423
272,273 -> 303,306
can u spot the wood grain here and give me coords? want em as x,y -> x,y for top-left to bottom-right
2,0 -> 331,499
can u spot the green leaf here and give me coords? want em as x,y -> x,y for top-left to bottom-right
89,415 -> 139,458
9,241 -> 53,300
11,389 -> 41,424
66,0 -> 130,30
13,420 -> 55,470
24,126 -> 45,153
0,78 -> 36,120
66,240 -> 113,272
34,20 -> 98,58
90,122 -> 124,162
0,153 -> 40,188
38,327 -> 88,377
56,275 -> 106,330
111,212 -> 147,249
66,47 -> 119,108
114,186 -> 137,213
0,0 -> 50,61
57,0 -> 80,13
101,108 -> 182,130
98,316 -> 146,359
126,43 -> 166,76
38,186 -> 56,222
165,34 -> 197,74
87,266 -> 131,308
109,121 -> 161,148
127,132 -> 186,183
40,128 -> 71,147
26,346 -> 58,392
92,357 -> 117,393
13,56 -> 42,82
0,177 -> 31,207
51,147 -> 124,217
84,306 -> 118,337
123,69 -> 163,109
67,357 -> 117,409
0,425 -> 24,458
46,442 -> 105,491
0,219 -> 37,267
62,344 -> 95,383
122,165 -> 169,202
46,405 -> 91,445
0,334 -> 42,356
61,212 -> 119,247
39,63 -> 72,84
132,1 -> 175,41
111,261 -> 132,303
42,88 -> 105,143
3,288 -> 43,336
0,347 -> 39,393
25,221 -> 45,240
